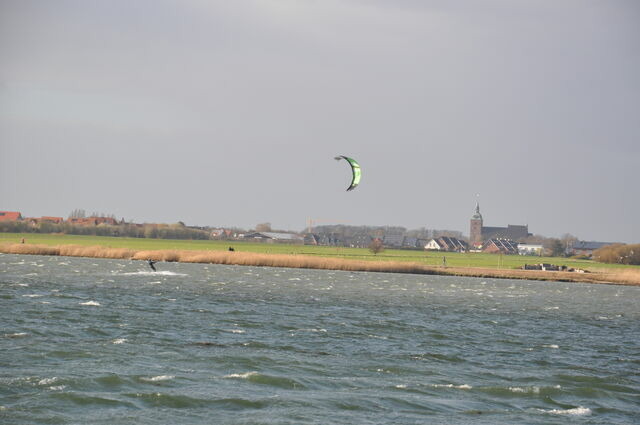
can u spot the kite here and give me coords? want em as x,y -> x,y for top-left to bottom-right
334,155 -> 361,191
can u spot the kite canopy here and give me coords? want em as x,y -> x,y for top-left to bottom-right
334,155 -> 361,191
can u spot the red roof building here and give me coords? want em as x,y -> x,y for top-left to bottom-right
67,217 -> 118,226
0,211 -> 23,221
40,216 -> 64,224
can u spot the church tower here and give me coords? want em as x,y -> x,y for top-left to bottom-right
470,201 -> 483,247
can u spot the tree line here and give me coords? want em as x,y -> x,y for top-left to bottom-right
593,244 -> 640,265
0,221 -> 210,240
311,224 -> 463,239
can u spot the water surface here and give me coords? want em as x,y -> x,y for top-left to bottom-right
1,254 -> 638,424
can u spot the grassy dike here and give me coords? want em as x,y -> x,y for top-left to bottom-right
1,233 -> 639,286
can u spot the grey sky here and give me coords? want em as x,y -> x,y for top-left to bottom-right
1,0 -> 639,242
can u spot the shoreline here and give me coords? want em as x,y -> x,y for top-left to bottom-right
1,242 -> 639,286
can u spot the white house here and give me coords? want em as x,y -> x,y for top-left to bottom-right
425,239 -> 445,250
517,243 -> 543,256
424,237 -> 467,252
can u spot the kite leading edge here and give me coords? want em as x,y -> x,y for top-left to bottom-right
334,155 -> 361,191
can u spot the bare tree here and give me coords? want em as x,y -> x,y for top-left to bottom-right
256,222 -> 272,232
369,238 -> 384,255
544,238 -> 564,257
68,209 -> 86,218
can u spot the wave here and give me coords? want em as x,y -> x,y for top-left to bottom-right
125,392 -> 269,409
38,377 -> 59,386
431,383 -> 472,390
224,371 -> 259,379
117,271 -> 188,277
223,371 -> 304,389
479,385 -> 562,397
140,375 -> 175,382
51,392 -> 136,408
539,406 -> 591,416
4,332 -> 28,338
79,301 -> 100,306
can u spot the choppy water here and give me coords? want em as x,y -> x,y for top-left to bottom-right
1,254 -> 639,424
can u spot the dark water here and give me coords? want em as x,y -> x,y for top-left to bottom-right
1,254 -> 639,424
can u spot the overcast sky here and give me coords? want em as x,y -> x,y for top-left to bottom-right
1,0 -> 639,242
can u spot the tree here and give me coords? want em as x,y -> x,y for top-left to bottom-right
68,209 -> 86,218
256,222 -> 272,232
544,238 -> 564,257
369,238 -> 384,255
560,233 -> 578,255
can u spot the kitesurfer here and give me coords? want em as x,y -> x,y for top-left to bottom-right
148,259 -> 157,272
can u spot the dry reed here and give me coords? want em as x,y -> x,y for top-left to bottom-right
2,243 -> 639,286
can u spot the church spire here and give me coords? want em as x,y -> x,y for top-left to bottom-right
471,198 -> 482,221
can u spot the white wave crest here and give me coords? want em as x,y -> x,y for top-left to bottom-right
224,371 -> 258,379
141,375 -> 174,382
22,294 -> 43,298
80,301 -> 100,306
433,383 -> 472,390
543,406 -> 591,416
112,338 -> 127,344
5,332 -> 28,338
509,386 -> 540,394
38,377 -> 58,385
542,344 -> 559,349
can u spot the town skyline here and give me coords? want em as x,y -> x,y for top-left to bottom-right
2,1 -> 639,243
0,201 -> 632,245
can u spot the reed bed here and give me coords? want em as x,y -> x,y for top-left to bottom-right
2,243 -> 639,286
0,243 -> 135,259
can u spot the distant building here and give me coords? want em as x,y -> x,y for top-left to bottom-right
303,233 -> 320,245
344,234 -> 372,248
318,233 -> 344,246
402,237 -> 419,249
425,236 -> 468,252
469,202 -> 530,247
67,217 -> 118,226
26,216 -> 65,226
244,232 -> 303,244
40,216 -> 64,224
517,243 -> 543,256
569,241 -> 616,257
482,239 -> 519,255
382,234 -> 404,248
0,211 -> 22,221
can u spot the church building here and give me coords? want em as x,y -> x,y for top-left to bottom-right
469,202 -> 531,247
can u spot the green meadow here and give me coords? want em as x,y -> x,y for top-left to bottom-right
1,232 -> 634,271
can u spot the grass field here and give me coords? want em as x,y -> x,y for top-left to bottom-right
1,232 -> 635,272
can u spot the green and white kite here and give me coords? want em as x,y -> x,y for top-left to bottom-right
334,155 -> 361,191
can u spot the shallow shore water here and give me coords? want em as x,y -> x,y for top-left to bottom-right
1,243 -> 638,286
1,254 -> 639,424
